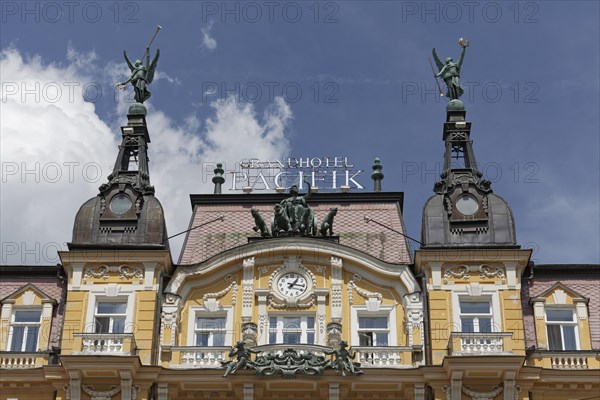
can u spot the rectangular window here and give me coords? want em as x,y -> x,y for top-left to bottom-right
9,310 -> 42,352
95,302 -> 126,334
358,316 -> 389,346
546,309 -> 578,351
459,300 -> 493,333
268,315 -> 315,344
195,317 -> 226,346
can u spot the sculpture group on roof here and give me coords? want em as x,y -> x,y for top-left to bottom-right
251,181 -> 338,238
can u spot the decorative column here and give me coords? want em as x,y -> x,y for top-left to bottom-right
503,371 -> 517,400
330,257 -> 343,320
315,289 -> 329,345
241,257 -> 256,345
243,383 -> 254,400
329,383 -> 340,400
255,289 -> 270,345
157,383 -> 168,400
160,294 -> 181,347
414,383 -> 426,400
67,371 -> 81,400
120,371 -> 132,400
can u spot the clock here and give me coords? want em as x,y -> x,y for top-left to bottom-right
455,194 -> 479,216
109,194 -> 133,215
276,272 -> 308,297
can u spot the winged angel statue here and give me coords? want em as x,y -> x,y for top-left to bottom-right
116,47 -> 160,104
432,38 -> 469,100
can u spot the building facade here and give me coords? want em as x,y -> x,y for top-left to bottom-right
1,104 -> 598,400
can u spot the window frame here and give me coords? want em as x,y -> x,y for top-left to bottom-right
267,314 -> 316,345
7,308 -> 42,352
458,299 -> 494,333
357,316 -> 390,347
94,301 -> 128,334
84,292 -> 134,334
451,292 -> 502,334
545,307 -> 580,351
194,316 -> 228,347
187,306 -> 233,347
351,305 -> 397,347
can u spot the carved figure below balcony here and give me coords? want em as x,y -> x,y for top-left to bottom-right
221,341 -> 260,377
326,341 -> 364,376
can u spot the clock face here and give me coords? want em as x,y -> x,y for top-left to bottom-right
277,272 -> 308,297
455,194 -> 479,216
110,194 -> 132,215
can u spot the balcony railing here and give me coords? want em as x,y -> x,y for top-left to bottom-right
448,332 -> 513,355
353,346 -> 415,367
0,352 -> 46,369
528,350 -> 600,370
166,344 -> 419,369
551,353 -> 589,369
169,346 -> 230,368
74,333 -> 137,355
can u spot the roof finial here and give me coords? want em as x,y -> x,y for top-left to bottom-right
212,163 -> 225,194
371,158 -> 384,192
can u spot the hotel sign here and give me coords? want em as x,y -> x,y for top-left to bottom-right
229,157 -> 364,191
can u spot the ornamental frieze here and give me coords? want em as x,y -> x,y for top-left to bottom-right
442,264 -> 506,284
82,265 -> 144,284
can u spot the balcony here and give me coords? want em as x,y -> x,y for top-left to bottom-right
353,346 -> 417,367
528,350 -> 600,370
448,332 -> 513,355
73,333 -> 137,355
166,344 -> 420,369
0,352 -> 48,369
168,346 -> 230,368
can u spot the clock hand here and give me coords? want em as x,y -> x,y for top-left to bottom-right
287,276 -> 300,288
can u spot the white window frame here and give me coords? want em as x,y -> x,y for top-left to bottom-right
451,291 -> 502,333
267,314 -> 316,345
545,307 -> 580,351
84,292 -> 135,334
187,306 -> 233,347
458,299 -> 495,333
7,308 -> 42,352
94,301 -> 128,334
351,306 -> 397,347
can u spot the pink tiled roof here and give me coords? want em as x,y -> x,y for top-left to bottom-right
522,275 -> 600,350
0,278 -> 67,348
179,195 -> 412,265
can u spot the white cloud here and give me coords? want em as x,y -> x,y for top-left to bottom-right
201,21 -> 218,51
1,46 -> 292,265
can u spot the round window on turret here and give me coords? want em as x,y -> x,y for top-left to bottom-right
109,194 -> 132,215
456,194 -> 479,216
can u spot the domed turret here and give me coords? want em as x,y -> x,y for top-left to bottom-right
421,106 -> 517,248
69,114 -> 168,250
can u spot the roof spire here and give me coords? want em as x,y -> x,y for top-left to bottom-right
212,163 -> 225,194
371,158 -> 384,192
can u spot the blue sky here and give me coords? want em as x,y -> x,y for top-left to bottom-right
1,1 -> 598,265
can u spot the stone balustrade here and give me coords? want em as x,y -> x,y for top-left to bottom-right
0,352 -> 40,369
449,332 -> 513,355
74,333 -> 136,355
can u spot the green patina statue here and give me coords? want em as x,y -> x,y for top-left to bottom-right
251,207 -> 271,237
116,47 -> 160,104
432,38 -> 470,100
320,207 -> 338,237
221,341 -> 259,377
273,181 -> 316,236
326,341 -> 363,376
